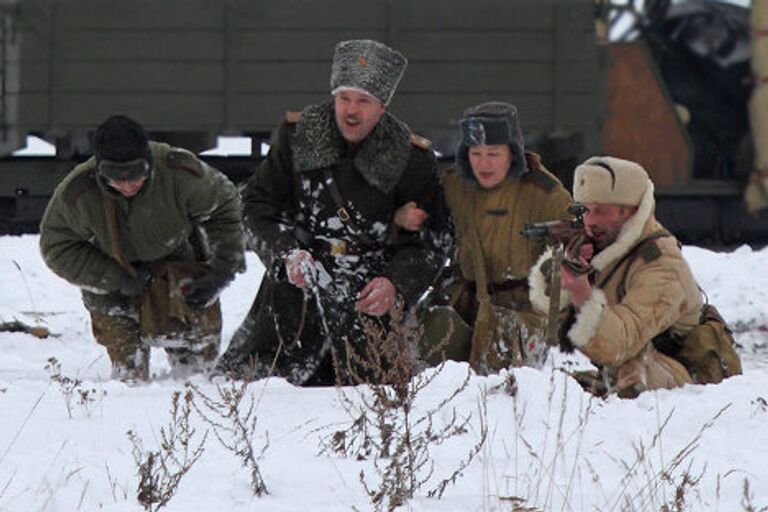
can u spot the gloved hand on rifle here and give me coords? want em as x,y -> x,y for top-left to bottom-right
120,264 -> 153,297
183,272 -> 231,308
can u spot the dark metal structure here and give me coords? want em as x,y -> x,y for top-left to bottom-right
0,0 -> 764,245
0,0 -> 601,233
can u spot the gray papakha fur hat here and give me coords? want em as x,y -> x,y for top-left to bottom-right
330,39 -> 407,105
455,101 -> 528,183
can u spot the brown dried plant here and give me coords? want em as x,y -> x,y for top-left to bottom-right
188,380 -> 269,496
127,390 -> 207,512
322,304 -> 487,512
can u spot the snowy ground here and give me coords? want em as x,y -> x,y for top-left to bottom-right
0,234 -> 767,511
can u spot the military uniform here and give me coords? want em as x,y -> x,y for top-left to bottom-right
439,152 -> 572,369
218,101 -> 447,384
40,141 -> 245,379
530,157 -> 702,397
420,102 -> 572,372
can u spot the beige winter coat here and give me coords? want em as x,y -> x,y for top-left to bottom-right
530,184 -> 702,395
445,152 -> 573,285
443,153 -> 573,369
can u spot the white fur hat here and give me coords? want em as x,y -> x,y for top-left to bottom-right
573,156 -> 651,206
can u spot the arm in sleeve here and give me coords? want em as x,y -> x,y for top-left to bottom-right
568,256 -> 687,367
382,149 -> 451,305
39,194 -> 126,293
184,163 -> 246,278
240,122 -> 303,277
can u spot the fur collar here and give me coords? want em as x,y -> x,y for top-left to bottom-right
590,183 -> 656,272
291,100 -> 412,193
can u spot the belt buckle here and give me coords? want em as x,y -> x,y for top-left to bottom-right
330,240 -> 347,256
337,207 -> 350,222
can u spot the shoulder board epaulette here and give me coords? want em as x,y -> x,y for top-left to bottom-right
410,133 -> 432,150
285,111 -> 302,124
638,239 -> 663,262
523,166 -> 557,192
63,164 -> 97,205
166,149 -> 204,176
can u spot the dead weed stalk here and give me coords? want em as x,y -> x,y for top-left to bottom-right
126,390 -> 207,511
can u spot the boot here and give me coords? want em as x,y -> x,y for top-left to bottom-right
90,311 -> 150,381
110,347 -> 150,382
166,340 -> 218,379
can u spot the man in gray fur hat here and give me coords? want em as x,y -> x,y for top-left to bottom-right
216,39 -> 449,385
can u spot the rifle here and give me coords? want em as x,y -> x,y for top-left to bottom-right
520,203 -> 591,347
520,203 -> 587,242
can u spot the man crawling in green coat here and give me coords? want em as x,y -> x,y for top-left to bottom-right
40,115 -> 245,381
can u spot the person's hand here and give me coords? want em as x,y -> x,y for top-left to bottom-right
577,242 -> 594,262
184,272 -> 231,308
561,266 -> 592,307
356,277 -> 397,316
120,265 -> 152,297
393,201 -> 428,232
285,249 -> 315,288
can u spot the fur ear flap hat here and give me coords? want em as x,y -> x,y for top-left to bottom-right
330,39 -> 407,105
455,101 -> 527,182
573,156 -> 650,206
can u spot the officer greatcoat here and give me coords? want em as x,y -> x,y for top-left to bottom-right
219,100 -> 447,384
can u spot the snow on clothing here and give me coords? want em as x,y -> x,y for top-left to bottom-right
219,100 -> 447,385
441,152 -> 573,370
529,184 -> 701,396
39,141 -> 245,376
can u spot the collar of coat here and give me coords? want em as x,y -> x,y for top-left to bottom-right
290,100 -> 412,193
590,183 -> 656,272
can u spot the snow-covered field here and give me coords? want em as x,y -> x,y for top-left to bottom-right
0,234 -> 766,511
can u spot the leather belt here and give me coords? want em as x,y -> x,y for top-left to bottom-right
468,278 -> 528,295
312,239 -> 376,257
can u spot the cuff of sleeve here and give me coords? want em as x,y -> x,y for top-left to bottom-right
528,249 -> 571,313
380,271 -> 408,305
567,288 -> 607,348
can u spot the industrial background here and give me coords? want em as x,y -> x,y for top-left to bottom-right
0,0 -> 764,245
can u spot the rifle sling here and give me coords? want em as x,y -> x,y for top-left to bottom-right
102,194 -> 136,277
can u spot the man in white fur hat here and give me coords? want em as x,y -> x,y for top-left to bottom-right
529,156 -> 703,397
216,39 -> 448,385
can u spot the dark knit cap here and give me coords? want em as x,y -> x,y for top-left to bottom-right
94,114 -> 152,181
455,102 -> 528,182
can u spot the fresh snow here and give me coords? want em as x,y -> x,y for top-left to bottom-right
1,234 -> 767,511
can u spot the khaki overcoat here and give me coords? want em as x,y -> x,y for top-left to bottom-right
439,152 -> 572,369
530,184 -> 702,396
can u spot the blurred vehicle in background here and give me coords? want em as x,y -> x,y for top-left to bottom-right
0,0 -> 764,245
